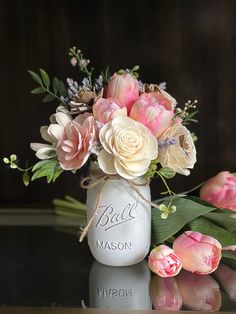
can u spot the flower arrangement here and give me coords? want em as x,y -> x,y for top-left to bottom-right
4,47 -> 236,275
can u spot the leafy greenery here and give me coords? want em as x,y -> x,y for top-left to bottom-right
151,196 -> 216,245
31,158 -> 64,183
190,216 -> 236,247
28,69 -> 67,103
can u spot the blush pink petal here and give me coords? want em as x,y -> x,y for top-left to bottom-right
57,115 -> 97,170
93,97 -> 127,124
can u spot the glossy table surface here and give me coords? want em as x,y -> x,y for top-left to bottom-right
0,211 -> 236,314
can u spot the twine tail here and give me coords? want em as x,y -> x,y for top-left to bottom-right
128,180 -> 160,209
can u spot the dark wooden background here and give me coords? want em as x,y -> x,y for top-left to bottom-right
0,0 -> 236,208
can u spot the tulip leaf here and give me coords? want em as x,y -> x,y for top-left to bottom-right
151,197 -> 216,245
190,217 -> 236,247
221,251 -> 236,270
203,211 -> 236,232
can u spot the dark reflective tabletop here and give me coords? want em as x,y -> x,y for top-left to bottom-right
0,212 -> 236,313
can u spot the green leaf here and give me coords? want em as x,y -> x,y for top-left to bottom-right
42,94 -> 55,103
40,68 -> 50,88
204,211 -> 236,232
159,167 -> 176,179
190,217 -> 236,247
52,168 -> 64,182
58,80 -> 67,95
151,197 -> 216,245
53,77 -> 59,94
31,87 -> 45,94
28,70 -> 42,85
31,159 -> 63,183
132,65 -> 139,71
23,171 -> 30,186
32,160 -> 51,172
221,251 -> 236,269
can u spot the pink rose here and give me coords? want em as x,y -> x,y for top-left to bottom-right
57,113 -> 97,170
129,91 -> 176,138
200,171 -> 236,210
150,276 -> 182,311
148,245 -> 182,277
93,97 -> 127,124
105,73 -> 139,113
173,231 -> 222,275
215,264 -> 236,301
176,270 -> 221,311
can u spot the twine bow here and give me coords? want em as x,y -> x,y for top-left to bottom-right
79,170 -> 160,242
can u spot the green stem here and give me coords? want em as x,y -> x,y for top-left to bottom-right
43,86 -> 61,101
153,180 -> 207,204
156,171 -> 175,209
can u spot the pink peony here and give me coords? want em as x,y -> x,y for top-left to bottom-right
173,231 -> 222,275
200,171 -> 236,210
93,97 -> 127,124
148,245 -> 182,277
129,91 -> 176,138
105,73 -> 139,113
57,113 -> 97,170
176,270 -> 221,311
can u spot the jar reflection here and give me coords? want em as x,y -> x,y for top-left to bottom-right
89,260 -> 151,309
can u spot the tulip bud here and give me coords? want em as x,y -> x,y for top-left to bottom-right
148,245 -> 182,277
173,231 -> 222,275
105,73 -> 139,113
200,171 -> 236,210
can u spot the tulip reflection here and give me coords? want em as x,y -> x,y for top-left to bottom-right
149,275 -> 182,311
176,270 -> 221,311
89,260 -> 151,310
215,263 -> 236,301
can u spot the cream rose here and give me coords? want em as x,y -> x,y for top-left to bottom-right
158,124 -> 196,175
98,116 -> 158,179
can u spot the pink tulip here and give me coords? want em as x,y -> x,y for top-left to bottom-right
173,231 -> 222,275
215,263 -> 236,301
93,97 -> 127,124
176,270 -> 221,311
57,113 -> 97,170
129,91 -> 176,138
150,276 -> 182,311
105,73 -> 139,113
200,171 -> 236,210
148,245 -> 182,277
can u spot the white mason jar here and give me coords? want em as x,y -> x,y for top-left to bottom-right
86,175 -> 151,266
89,260 -> 152,310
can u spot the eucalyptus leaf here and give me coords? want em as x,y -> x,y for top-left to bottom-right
28,70 -> 42,85
42,94 -> 55,103
31,87 -> 45,94
190,217 -> 236,247
58,80 -> 67,95
151,197 -> 216,245
40,68 -> 50,88
53,77 -> 59,94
